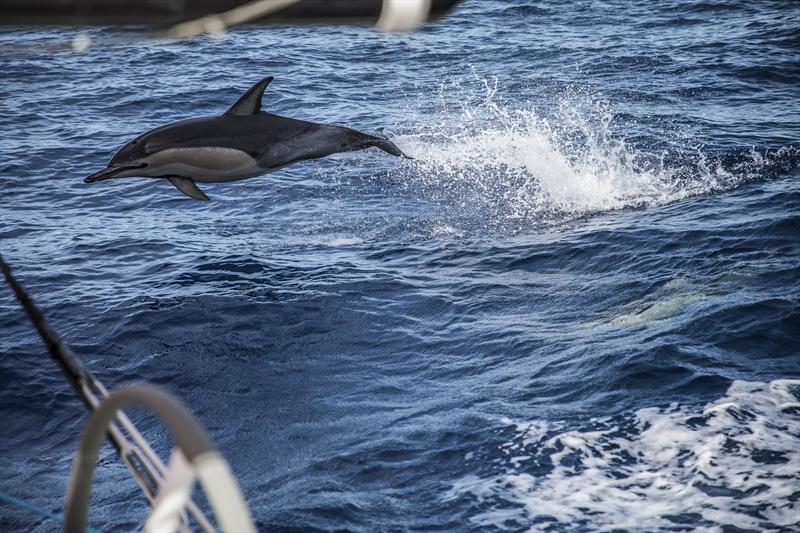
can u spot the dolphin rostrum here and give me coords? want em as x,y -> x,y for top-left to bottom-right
83,76 -> 410,201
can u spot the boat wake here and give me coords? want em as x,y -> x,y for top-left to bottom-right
449,379 -> 800,531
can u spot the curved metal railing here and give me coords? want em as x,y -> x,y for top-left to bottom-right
1,256 -> 254,532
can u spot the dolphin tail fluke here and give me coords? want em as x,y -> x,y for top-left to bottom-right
167,176 -> 210,201
366,136 -> 413,159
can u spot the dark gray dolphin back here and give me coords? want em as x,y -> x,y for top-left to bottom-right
132,75 -> 411,167
140,114 -> 319,158
220,75 -> 410,160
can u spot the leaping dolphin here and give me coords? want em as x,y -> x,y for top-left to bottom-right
83,76 -> 409,201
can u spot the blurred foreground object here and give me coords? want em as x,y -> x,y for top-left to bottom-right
1,0 -> 462,34
1,255 -> 256,532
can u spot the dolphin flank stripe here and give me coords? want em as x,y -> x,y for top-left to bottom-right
83,76 -> 410,201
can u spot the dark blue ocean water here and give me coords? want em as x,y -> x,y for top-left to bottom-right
1,1 -> 799,530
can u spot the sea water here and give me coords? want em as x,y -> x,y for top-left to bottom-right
1,1 -> 798,530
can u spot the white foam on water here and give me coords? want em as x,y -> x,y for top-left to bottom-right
324,235 -> 365,247
449,379 -> 800,531
392,75 -> 785,226
297,234 -> 365,248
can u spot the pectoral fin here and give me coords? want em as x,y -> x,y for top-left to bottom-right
167,177 -> 210,201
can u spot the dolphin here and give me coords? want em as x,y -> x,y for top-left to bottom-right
83,76 -> 409,201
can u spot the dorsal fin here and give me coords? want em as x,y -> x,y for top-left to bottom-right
224,76 -> 273,116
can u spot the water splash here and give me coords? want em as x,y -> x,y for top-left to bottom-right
449,379 -> 800,531
392,76 -> 795,228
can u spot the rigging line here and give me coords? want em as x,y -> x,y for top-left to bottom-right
0,255 -> 133,463
0,256 -> 92,407
0,256 -> 216,533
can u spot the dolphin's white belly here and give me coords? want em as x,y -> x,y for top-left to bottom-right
143,147 -> 265,183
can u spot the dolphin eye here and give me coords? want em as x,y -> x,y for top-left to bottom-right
132,140 -> 138,145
